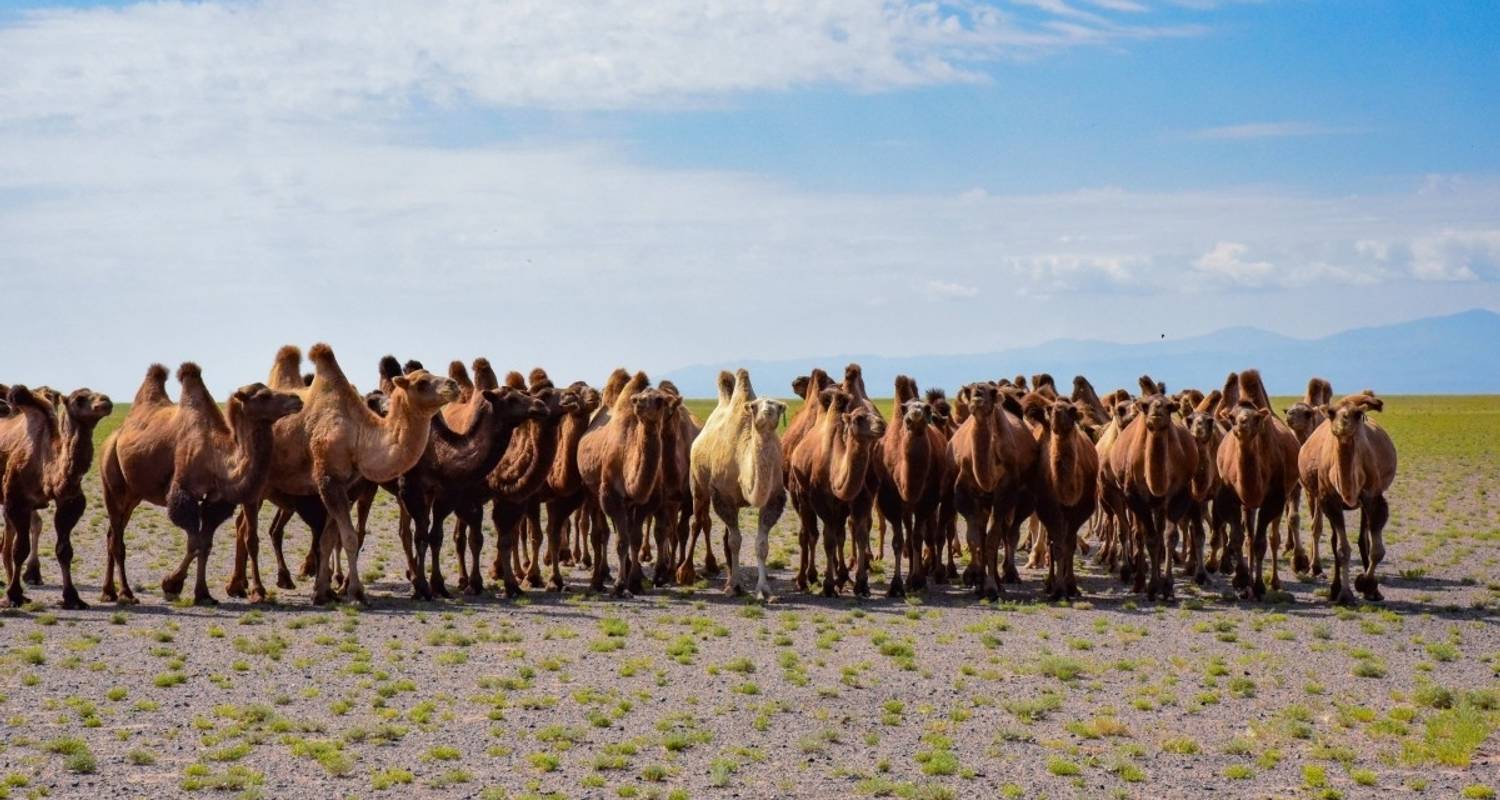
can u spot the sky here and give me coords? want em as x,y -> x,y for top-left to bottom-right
1,0 -> 1498,397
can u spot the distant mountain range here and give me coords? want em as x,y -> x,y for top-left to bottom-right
661,308 -> 1500,397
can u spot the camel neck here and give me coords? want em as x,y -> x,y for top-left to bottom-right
225,402 -> 277,500
624,419 -> 663,501
47,415 -> 94,501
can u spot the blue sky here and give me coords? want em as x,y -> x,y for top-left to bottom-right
1,0 -> 1497,396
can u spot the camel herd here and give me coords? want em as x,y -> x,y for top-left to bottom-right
0,344 -> 1398,611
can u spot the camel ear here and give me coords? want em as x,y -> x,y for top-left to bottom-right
1256,407 -> 1270,419
392,375 -> 410,390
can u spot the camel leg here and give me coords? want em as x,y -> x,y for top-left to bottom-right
51,496 -> 86,609
652,509 -> 675,588
491,503 -> 524,599
524,509 -> 547,588
679,492 -> 707,586
818,511 -> 843,598
22,510 -> 43,586
875,511 -> 886,562
959,507 -> 989,591
980,514 -> 1004,602
850,505 -> 873,598
161,487 -> 201,600
1024,515 -> 1046,570
187,501 -> 233,606
2,501 -> 35,608
587,501 -> 610,593
228,504 -> 267,603
1289,485 -> 1311,574
452,518 -> 471,592
425,498 -> 454,599
1322,498 -> 1355,604
1268,513 -> 1284,593
887,514 -> 906,599
601,496 -> 633,598
1245,505 -> 1267,601
1308,500 -> 1324,578
754,491 -> 784,601
715,496 -> 743,596
313,479 -> 366,606
545,498 -> 579,592
397,482 -> 434,601
1355,495 -> 1387,601
1187,511 -> 1209,586
260,506 -> 296,590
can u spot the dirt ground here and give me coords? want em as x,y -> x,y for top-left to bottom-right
1,403 -> 1497,800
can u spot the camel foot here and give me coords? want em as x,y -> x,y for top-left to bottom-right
59,591 -> 89,611
1293,549 -> 1311,575
192,592 -> 219,608
820,579 -> 837,598
99,585 -> 118,603
160,576 -> 186,599
675,563 -> 697,586
1270,575 -> 1283,592
961,567 -> 980,588
610,582 -> 633,599
275,570 -> 296,591
464,576 -> 485,596
1354,574 -> 1382,601
2,593 -> 29,609
887,576 -> 906,599
488,564 -> 502,581
501,580 -> 523,600
547,576 -> 565,593
1251,578 -> 1266,600
248,587 -> 269,604
22,565 -> 43,586
224,579 -> 248,599
524,569 -> 546,589
580,553 -> 593,568
557,547 -> 572,565
1218,557 -> 1234,576
1002,563 -> 1021,584
909,573 -> 927,593
703,554 -> 721,576
117,591 -> 139,606
1193,569 -> 1209,587
723,582 -> 744,597
1311,560 -> 1324,578
312,590 -> 337,606
853,577 -> 871,599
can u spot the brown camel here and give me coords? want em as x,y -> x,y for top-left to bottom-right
1179,390 -> 1223,585
1022,394 -> 1098,600
873,376 -> 949,597
99,364 -> 300,605
1092,397 -> 1137,570
578,370 -> 675,597
647,380 -> 700,587
783,369 -> 835,589
1298,391 -> 1396,603
688,370 -> 786,598
787,386 -> 885,597
243,344 -> 457,605
1106,378 -> 1197,601
525,381 -> 602,591
1,385 -> 113,608
474,370 -> 579,598
1215,369 -> 1300,600
1283,376 -> 1332,575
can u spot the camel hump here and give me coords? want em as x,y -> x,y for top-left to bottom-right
307,343 -> 351,387
449,360 -> 473,386
135,364 -> 171,405
402,359 -> 424,374
504,371 -> 527,390
1137,374 -> 1162,397
378,355 -> 402,382
1237,369 -> 1272,412
717,371 -> 735,404
176,362 -> 203,383
1196,389 -> 1222,414
529,368 -> 553,391
269,345 -> 303,390
894,375 -> 918,404
601,368 -> 631,407
1306,377 -> 1333,406
7,384 -> 41,410
471,358 -> 497,391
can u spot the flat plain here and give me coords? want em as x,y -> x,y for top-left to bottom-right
1,395 -> 1496,800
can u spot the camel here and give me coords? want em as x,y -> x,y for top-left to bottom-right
787,386 -> 884,597
1284,377 -> 1333,575
578,370 -> 675,597
1215,370 -> 1300,600
524,381 -> 602,591
873,376 -> 948,597
923,386 -> 963,578
247,344 -> 457,605
476,370 -> 579,598
1298,391 -> 1396,604
1179,391 -> 1223,585
943,381 -> 1038,599
1,385 -> 113,608
688,369 -> 786,598
1106,378 -> 1197,601
1022,395 -> 1098,600
1070,376 -> 1110,436
98,364 -> 300,605
393,376 -> 548,600
783,369 -> 835,589
644,380 -> 699,587
1092,394 -> 1140,569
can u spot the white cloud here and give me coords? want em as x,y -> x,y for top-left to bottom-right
925,280 -> 981,300
1193,241 -> 1274,285
1409,229 -> 1500,282
1185,121 -> 1362,141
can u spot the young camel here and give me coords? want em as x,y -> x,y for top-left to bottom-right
1216,370 -> 1301,600
873,376 -> 948,597
1022,395 -> 1098,600
99,364 -> 301,605
1106,380 -> 1197,601
688,369 -> 786,598
787,387 -> 885,597
1299,392 -> 1396,603
254,344 -> 456,605
1284,377 -> 1332,575
578,371 -> 675,597
1,386 -> 114,608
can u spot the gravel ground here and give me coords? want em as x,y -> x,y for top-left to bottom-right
0,445 -> 1496,800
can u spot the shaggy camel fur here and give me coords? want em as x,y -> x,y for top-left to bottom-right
1106,379 -> 1197,600
478,372 -> 578,598
874,376 -> 949,597
788,387 -> 884,597
1216,370 -> 1301,600
1,386 -> 113,608
689,369 -> 786,598
394,380 -> 547,600
1022,395 -> 1098,600
1299,391 -> 1396,603
100,365 -> 300,605
1283,377 -> 1332,575
578,370 -> 675,597
251,344 -> 457,605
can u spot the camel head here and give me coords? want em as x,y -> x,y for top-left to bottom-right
1186,410 -> 1217,445
818,386 -> 853,414
749,397 -> 786,434
1330,393 -> 1382,441
964,382 -> 998,416
924,388 -> 952,427
231,383 -> 303,423
898,399 -> 933,433
533,385 -> 581,420
391,370 -> 459,415
1284,402 -> 1320,441
1227,402 -> 1271,441
63,388 -> 114,425
566,382 -> 602,417
630,388 -> 672,428
1047,400 -> 1081,436
1137,394 -> 1176,433
841,406 -> 885,443
483,386 -> 549,424
791,375 -> 810,399
364,390 -> 389,416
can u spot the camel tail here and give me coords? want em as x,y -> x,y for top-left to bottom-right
269,345 -> 303,390
307,343 -> 350,388
472,358 -> 497,391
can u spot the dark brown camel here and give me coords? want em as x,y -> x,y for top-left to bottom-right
1106,378 -> 1197,601
1022,394 -> 1098,600
873,376 -> 948,597
788,387 -> 885,597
